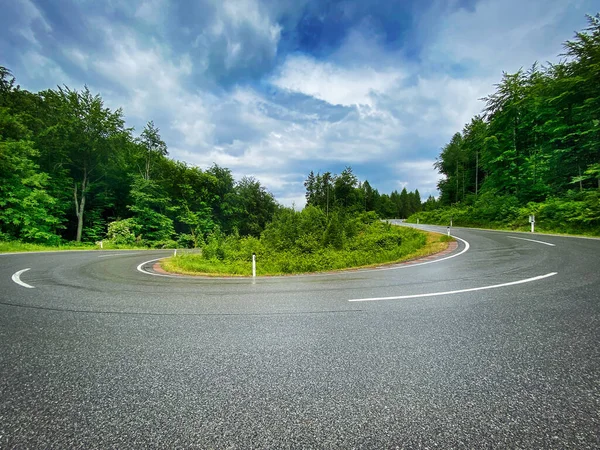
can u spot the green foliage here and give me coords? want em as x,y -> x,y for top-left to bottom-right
303,167 -> 421,219
233,176 -> 277,237
409,190 -> 600,235
0,67 -> 279,248
169,212 -> 429,275
106,218 -> 140,245
127,177 -> 175,244
425,14 -> 600,235
0,241 -> 97,253
0,111 -> 62,244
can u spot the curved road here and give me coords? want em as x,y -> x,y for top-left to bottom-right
1,225 -> 599,448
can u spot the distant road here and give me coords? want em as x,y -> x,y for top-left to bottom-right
1,226 -> 599,448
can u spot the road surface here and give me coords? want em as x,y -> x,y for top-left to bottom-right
1,224 -> 599,448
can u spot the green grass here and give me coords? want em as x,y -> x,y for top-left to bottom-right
0,240 -> 152,253
162,230 -> 452,277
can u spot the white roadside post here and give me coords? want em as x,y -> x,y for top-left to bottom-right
174,248 -> 177,257
252,253 -> 256,278
529,215 -> 535,233
99,240 -> 103,249
447,226 -> 450,236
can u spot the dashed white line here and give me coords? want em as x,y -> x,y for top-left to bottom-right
12,268 -> 35,289
348,272 -> 557,302
508,236 -> 555,246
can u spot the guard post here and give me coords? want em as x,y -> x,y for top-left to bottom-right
252,253 -> 256,278
529,215 -> 535,233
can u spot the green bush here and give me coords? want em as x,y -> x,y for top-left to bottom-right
106,218 -> 139,245
167,212 -> 430,275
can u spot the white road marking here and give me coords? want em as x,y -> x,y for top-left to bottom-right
348,272 -> 557,302
508,236 -> 555,247
136,237 -> 469,280
98,253 -> 140,258
12,268 -> 35,289
372,235 -> 470,271
136,258 -> 180,278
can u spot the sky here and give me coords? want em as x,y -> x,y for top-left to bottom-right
1,0 -> 596,207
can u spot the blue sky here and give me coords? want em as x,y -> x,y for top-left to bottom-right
1,0 -> 596,207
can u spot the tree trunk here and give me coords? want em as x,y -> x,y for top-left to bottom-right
462,166 -> 466,200
533,134 -> 538,186
145,152 -> 151,180
475,149 -> 479,196
74,168 -> 88,242
513,118 -> 519,196
455,165 -> 459,203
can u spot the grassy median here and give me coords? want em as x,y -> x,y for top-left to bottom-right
161,228 -> 452,277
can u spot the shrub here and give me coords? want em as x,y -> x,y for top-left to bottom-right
106,218 -> 139,245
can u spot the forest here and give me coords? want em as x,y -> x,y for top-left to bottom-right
0,71 -> 279,247
411,14 -> 600,235
0,66 -> 422,249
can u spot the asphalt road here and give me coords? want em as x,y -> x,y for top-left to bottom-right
1,225 -> 599,448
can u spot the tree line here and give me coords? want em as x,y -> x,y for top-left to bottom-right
304,167 -> 423,219
1,65 -> 427,248
432,14 -> 599,208
0,69 -> 278,246
410,14 -> 600,234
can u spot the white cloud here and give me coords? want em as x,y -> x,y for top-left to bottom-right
6,0 -> 593,209
394,160 -> 441,198
271,55 -> 403,107
425,0 -> 589,75
134,0 -> 166,24
190,0 -> 282,78
91,0 -> 594,208
19,50 -> 74,87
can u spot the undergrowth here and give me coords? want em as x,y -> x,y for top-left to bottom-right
163,210 -> 451,276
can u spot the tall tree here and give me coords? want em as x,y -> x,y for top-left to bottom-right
137,120 -> 167,180
50,86 -> 127,241
234,176 -> 277,237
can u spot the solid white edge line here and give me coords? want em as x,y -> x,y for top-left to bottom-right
507,236 -> 555,247
348,272 -> 557,302
136,237 -> 471,280
372,235 -> 470,271
136,258 -> 180,278
98,253 -> 140,258
12,268 -> 34,289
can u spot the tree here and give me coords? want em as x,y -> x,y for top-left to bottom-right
128,176 -> 175,244
435,132 -> 465,204
0,109 -> 61,243
0,66 -> 17,106
137,120 -> 167,180
334,167 -> 359,209
50,86 -> 127,241
204,164 -> 238,233
482,70 -> 527,197
234,176 -> 277,237
304,171 -> 317,205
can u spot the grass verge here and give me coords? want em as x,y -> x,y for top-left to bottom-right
161,230 -> 452,277
0,241 -> 153,253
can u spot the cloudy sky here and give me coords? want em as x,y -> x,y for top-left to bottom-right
1,0 -> 596,207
